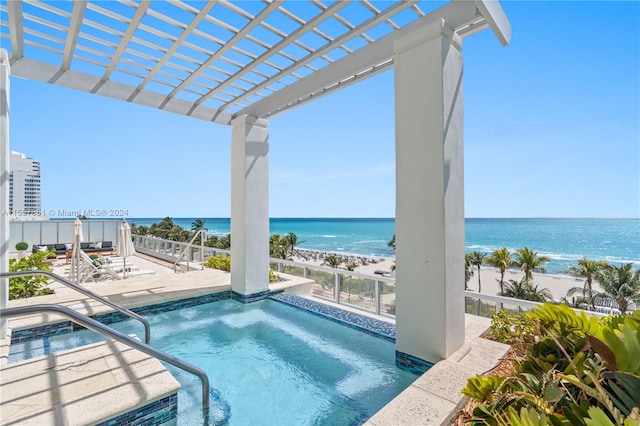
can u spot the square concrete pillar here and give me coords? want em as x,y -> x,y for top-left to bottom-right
230,115 -> 270,301
394,19 -> 465,367
0,49 -> 10,338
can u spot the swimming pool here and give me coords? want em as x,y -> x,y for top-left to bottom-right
10,298 -> 418,425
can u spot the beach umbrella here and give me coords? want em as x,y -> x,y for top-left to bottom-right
72,218 -> 83,282
117,219 -> 136,278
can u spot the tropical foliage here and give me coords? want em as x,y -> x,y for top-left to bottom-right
191,218 -> 207,244
486,247 -> 513,295
204,255 -> 230,272
8,251 -> 54,299
387,234 -> 396,250
269,232 -> 303,260
132,218 -> 304,259
513,247 -> 550,283
463,303 -> 640,425
465,253 -> 474,290
594,263 -> 640,314
468,251 -> 488,293
322,254 -> 341,269
501,278 -> 552,302
205,234 -> 231,250
566,258 -> 608,310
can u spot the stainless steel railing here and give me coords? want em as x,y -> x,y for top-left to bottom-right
1,304 -> 210,420
0,270 -> 151,343
173,228 -> 204,273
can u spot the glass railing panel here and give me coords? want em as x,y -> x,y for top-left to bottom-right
339,275 -> 376,313
88,221 -> 105,242
464,296 -> 496,319
308,269 -> 335,299
23,224 -> 40,249
379,281 -> 396,317
41,221 -> 58,243
282,265 -> 304,277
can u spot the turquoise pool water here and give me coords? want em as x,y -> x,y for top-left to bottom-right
10,299 -> 418,425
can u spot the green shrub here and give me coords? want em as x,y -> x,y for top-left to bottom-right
486,309 -> 540,353
269,268 -> 280,283
204,255 -> 231,272
89,254 -> 102,268
462,303 -> 640,425
15,242 -> 29,251
8,251 -> 54,299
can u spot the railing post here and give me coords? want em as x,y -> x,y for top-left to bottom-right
303,267 -> 308,278
278,262 -> 283,273
334,272 -> 340,303
375,280 -> 381,315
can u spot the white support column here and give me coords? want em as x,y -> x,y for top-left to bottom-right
230,115 -> 270,300
394,19 -> 465,366
0,49 -> 10,339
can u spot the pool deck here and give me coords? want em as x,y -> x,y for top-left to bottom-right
1,254 -> 508,425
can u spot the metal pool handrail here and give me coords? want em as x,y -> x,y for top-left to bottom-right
0,270 -> 151,344
1,304 -> 210,420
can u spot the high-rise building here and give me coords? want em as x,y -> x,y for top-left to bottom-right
9,151 -> 41,216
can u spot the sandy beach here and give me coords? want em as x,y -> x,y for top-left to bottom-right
290,249 -> 589,302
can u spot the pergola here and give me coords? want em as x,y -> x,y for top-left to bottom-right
0,0 -> 510,366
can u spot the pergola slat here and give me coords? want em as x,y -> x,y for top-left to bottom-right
2,0 -> 509,122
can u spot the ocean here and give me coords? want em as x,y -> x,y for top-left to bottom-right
129,218 -> 639,275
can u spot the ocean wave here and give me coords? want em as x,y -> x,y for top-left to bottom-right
320,235 -> 337,238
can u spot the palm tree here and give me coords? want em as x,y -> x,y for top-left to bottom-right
191,218 -> 206,244
168,225 -> 190,242
282,232 -> 304,259
269,234 -> 286,259
514,247 -> 550,283
191,218 -> 206,232
387,234 -> 396,250
565,257 -> 607,310
131,224 -> 149,236
502,278 -> 552,302
594,263 -> 640,314
388,234 -> 396,271
467,251 -> 487,293
486,247 -> 513,294
149,217 -> 175,240
322,254 -> 341,269
464,253 -> 474,290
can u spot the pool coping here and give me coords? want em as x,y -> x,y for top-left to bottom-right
1,338 -> 181,425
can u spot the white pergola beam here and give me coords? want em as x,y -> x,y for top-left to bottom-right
127,1 -> 215,101
473,0 -> 512,46
97,1 -> 150,83
60,1 -> 87,71
163,2 -> 282,107
6,1 -> 24,60
238,1 -> 488,119
194,0 -> 351,110
9,57 -> 233,124
222,0 -> 412,113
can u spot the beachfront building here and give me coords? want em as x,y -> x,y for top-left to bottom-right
7,150 -> 41,218
0,0 -> 510,368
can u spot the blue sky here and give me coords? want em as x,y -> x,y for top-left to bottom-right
8,1 -> 639,219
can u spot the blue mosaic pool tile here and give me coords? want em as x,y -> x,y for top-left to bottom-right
395,350 -> 433,374
232,289 -> 270,303
10,291 -> 232,344
94,393 -> 178,426
269,293 -> 396,342
10,321 -> 74,343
